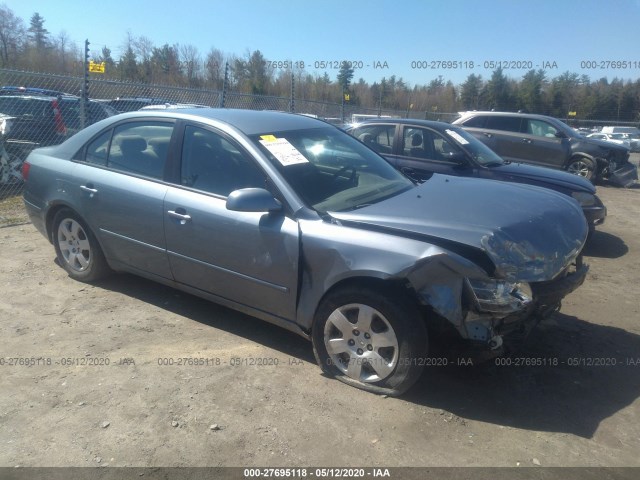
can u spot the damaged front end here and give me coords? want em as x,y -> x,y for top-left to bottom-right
417,253 -> 588,352
597,150 -> 638,188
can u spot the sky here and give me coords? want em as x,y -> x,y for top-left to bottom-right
7,0 -> 640,87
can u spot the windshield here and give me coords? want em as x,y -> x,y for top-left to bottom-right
443,127 -> 505,166
250,127 -> 413,213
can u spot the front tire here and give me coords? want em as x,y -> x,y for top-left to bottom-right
567,156 -> 596,181
52,209 -> 110,282
312,286 -> 427,396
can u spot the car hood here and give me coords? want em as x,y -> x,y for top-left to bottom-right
489,162 -> 596,193
577,136 -> 630,153
329,175 -> 587,282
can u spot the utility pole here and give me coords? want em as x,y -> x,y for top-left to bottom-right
81,39 -> 90,129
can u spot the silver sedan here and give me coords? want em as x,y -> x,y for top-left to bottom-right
23,109 -> 588,395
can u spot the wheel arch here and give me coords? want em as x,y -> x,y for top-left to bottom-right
307,275 -> 426,335
45,203 -> 109,261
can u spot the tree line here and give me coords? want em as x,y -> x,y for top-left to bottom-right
0,5 -> 639,123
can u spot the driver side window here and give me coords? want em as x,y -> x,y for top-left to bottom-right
527,119 -> 559,138
180,126 -> 265,197
402,127 -> 459,162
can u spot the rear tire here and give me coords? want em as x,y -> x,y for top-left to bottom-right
52,209 -> 110,282
312,285 -> 427,396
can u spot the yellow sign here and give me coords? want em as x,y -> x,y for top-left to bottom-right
344,93 -> 350,102
568,111 -> 577,117
89,61 -> 105,73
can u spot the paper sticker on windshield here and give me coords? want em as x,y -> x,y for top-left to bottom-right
259,137 -> 309,166
446,129 -> 469,145
260,134 -> 277,142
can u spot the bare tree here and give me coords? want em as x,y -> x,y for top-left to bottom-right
205,48 -> 224,89
0,4 -> 25,67
180,43 -> 201,86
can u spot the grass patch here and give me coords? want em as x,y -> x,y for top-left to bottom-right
0,194 -> 28,226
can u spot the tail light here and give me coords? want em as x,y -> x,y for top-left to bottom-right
21,161 -> 31,181
51,99 -> 67,135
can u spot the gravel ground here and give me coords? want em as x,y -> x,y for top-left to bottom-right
0,155 -> 639,469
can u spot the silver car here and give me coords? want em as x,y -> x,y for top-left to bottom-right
23,109 -> 589,395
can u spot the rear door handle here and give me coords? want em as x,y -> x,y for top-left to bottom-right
522,138 -> 532,144
483,132 -> 493,138
80,184 -> 98,195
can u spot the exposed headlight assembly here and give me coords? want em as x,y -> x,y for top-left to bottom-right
571,191 -> 597,207
466,278 -> 532,314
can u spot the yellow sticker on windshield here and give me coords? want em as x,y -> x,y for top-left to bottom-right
260,134 -> 277,142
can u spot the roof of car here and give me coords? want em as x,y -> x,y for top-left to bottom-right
457,111 -> 555,121
348,118 -> 454,129
114,108 -> 329,135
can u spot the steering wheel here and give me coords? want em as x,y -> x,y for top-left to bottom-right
332,165 -> 357,184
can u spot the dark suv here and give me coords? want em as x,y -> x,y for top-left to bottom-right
452,111 -> 638,187
0,94 -> 116,166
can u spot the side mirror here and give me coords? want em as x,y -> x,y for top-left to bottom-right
555,131 -> 568,139
226,188 -> 282,213
444,151 -> 467,166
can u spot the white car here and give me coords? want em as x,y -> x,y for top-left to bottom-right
619,133 -> 640,152
586,132 -> 631,149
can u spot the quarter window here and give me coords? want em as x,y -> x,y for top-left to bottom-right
84,131 -> 110,166
460,115 -> 487,128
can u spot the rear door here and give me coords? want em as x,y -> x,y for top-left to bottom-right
163,123 -> 300,320
72,119 -> 176,279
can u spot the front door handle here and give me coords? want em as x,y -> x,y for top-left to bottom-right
522,138 -> 532,144
167,209 -> 192,224
483,132 -> 493,138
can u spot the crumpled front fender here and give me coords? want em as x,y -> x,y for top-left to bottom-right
295,218 -> 489,331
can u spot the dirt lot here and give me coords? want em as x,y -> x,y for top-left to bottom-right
1,159 -> 640,469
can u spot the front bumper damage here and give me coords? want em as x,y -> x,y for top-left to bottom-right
601,157 -> 638,188
418,256 -> 588,350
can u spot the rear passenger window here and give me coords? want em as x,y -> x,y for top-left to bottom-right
107,122 -> 173,179
486,116 -> 522,132
351,125 -> 395,154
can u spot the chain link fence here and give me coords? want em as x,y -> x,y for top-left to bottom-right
1,67 -> 633,216
1,68 -> 458,204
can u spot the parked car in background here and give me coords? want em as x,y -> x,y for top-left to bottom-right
600,126 -> 640,136
347,119 -> 606,232
106,97 -> 170,112
587,133 -> 638,152
0,94 -> 117,180
139,103 -> 207,110
0,86 -> 77,97
452,111 -> 637,187
23,109 -> 589,395
619,133 -> 640,152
